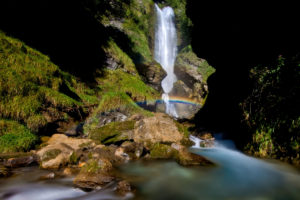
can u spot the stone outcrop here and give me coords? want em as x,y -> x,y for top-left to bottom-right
138,62 -> 167,91
133,113 -> 183,148
37,134 -> 94,169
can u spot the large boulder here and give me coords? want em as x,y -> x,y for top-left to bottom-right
37,134 -> 94,169
133,113 -> 183,148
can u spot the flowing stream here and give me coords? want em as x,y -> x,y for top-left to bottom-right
154,4 -> 178,117
121,136 -> 300,200
1,138 -> 300,200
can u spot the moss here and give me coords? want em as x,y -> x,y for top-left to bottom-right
97,69 -> 159,102
174,120 -> 190,138
0,119 -> 38,153
176,46 -> 216,83
81,159 -> 101,174
241,55 -> 300,163
69,151 -> 79,165
88,121 -> 135,144
103,38 -> 137,74
83,68 -> 157,132
42,149 -> 62,162
150,143 -> 178,159
0,31 -> 99,133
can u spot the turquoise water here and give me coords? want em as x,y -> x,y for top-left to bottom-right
121,141 -> 300,200
1,140 -> 299,200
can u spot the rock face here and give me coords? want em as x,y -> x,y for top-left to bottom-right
133,113 -> 183,148
138,62 -> 167,91
163,47 -> 215,119
37,134 -> 94,169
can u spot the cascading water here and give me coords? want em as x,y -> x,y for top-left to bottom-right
154,4 -> 178,117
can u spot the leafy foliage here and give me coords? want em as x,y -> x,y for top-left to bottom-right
241,55 -> 300,164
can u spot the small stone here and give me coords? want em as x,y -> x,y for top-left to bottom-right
40,172 -> 55,180
116,180 -> 132,196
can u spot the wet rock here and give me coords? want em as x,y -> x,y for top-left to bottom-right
149,143 -> 178,159
93,145 -> 124,166
116,180 -> 132,196
37,134 -> 94,169
115,142 -> 144,161
3,155 -> 37,168
96,112 -> 128,128
64,123 -> 84,136
74,172 -> 114,190
0,166 -> 11,178
121,141 -> 144,159
133,113 -> 183,148
170,80 -> 192,97
74,158 -> 114,190
138,62 -> 167,91
199,139 -> 215,148
39,172 -> 55,180
198,132 -> 213,140
174,144 -> 211,166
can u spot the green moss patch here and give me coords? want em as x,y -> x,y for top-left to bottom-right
0,119 -> 38,153
88,121 -> 135,144
103,38 -> 137,74
176,46 -> 215,83
42,149 -> 62,162
150,143 -> 178,159
0,31 -> 99,133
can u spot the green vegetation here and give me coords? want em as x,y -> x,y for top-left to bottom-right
83,67 -> 158,135
94,0 -> 154,64
241,55 -> 300,164
0,119 -> 38,153
177,46 -> 216,83
69,151 -> 79,165
0,31 -> 99,139
81,159 -> 101,174
88,121 -> 135,144
97,69 -> 159,102
103,38 -> 137,74
41,149 -> 62,162
150,143 -> 178,159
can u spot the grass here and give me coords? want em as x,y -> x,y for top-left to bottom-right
103,38 -> 137,74
0,31 -> 99,133
0,119 -> 38,153
176,45 -> 215,83
150,143 -> 178,159
97,69 -> 159,102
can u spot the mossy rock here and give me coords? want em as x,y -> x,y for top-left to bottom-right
176,45 -> 215,84
88,121 -> 135,144
41,149 -> 62,162
150,143 -> 178,159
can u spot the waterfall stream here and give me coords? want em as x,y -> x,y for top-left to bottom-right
154,4 -> 178,117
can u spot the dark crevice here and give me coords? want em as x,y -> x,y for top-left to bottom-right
186,1 -> 300,147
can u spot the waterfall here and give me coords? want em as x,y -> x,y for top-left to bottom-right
154,4 -> 178,117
